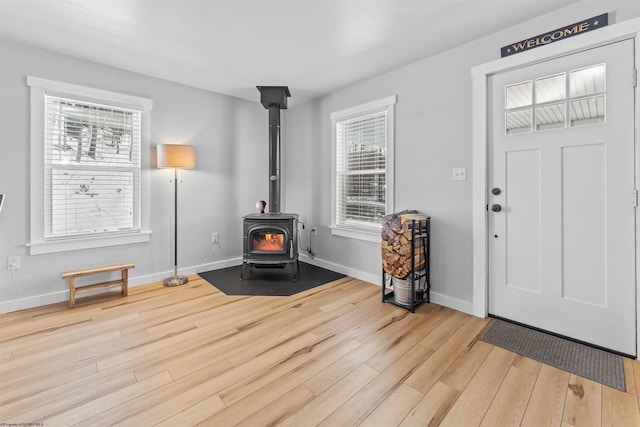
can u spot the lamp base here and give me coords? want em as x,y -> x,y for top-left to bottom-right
163,275 -> 189,287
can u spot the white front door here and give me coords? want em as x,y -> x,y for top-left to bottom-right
488,39 -> 636,356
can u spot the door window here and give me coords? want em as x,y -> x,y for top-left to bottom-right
569,64 -> 606,126
505,81 -> 532,134
504,63 -> 606,134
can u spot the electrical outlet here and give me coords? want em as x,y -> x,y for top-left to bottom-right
211,232 -> 219,243
311,227 -> 318,237
7,256 -> 20,270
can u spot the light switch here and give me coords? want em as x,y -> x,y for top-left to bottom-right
452,168 -> 467,181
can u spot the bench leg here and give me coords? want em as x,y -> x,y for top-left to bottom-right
69,278 -> 75,308
122,269 -> 129,297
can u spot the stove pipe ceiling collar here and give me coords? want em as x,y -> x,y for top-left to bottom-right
257,86 -> 291,214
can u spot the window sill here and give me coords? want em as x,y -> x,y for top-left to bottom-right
27,230 -> 152,255
330,226 -> 381,243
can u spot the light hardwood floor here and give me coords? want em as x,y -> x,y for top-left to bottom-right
1,274 -> 639,426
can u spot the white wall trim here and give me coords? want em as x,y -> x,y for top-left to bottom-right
471,17 -> 640,357
26,76 -> 154,255
1,253 -> 473,316
300,254 -> 474,314
329,95 -> 397,120
330,95 -> 397,237
0,257 -> 243,314
26,76 -> 153,110
0,290 -> 68,314
300,253 -> 380,285
329,226 -> 381,243
27,231 -> 153,255
430,291 -> 474,315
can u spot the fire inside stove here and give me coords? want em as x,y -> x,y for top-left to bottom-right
252,232 -> 285,252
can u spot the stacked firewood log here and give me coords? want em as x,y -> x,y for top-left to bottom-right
381,210 -> 427,278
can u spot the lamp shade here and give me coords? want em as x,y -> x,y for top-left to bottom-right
157,144 -> 195,169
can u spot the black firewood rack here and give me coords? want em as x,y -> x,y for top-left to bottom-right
382,217 -> 430,312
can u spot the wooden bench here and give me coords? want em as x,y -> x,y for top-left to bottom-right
62,262 -> 134,308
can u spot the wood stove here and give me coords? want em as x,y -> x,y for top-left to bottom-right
242,213 -> 299,279
241,86 -> 300,280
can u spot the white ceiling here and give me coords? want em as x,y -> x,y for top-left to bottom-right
0,0 -> 583,106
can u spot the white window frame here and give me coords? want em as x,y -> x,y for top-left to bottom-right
330,95 -> 396,242
27,76 -> 153,254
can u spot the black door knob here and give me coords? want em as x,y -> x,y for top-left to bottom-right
491,204 -> 502,212
492,188 -> 501,195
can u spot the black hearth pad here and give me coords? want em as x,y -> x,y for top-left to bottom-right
198,262 -> 346,296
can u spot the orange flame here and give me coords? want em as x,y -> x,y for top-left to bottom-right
253,233 -> 284,251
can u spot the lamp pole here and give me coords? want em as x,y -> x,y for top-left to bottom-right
157,143 -> 194,286
172,166 -> 179,280
165,166 -> 188,286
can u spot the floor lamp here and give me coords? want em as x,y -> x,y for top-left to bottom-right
157,144 -> 195,286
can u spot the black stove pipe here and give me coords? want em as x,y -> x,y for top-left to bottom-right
268,105 -> 281,213
257,86 -> 291,214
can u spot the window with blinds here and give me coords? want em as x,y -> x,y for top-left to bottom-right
331,96 -> 396,238
44,96 -> 141,239
336,111 -> 387,226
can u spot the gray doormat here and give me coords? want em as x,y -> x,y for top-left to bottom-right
480,318 -> 625,391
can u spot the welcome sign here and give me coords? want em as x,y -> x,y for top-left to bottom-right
501,13 -> 608,57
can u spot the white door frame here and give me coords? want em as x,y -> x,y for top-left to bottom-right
472,17 -> 640,356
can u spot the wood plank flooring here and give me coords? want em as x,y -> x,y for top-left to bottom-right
1,275 -> 639,426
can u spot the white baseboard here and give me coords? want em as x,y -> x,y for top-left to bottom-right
299,254 -> 474,315
132,257 -> 243,287
299,254 -> 380,285
0,257 -> 245,314
0,290 -> 69,314
0,255 -> 474,316
429,291 -> 474,315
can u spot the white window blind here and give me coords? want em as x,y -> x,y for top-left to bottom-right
336,110 -> 388,229
44,95 -> 141,239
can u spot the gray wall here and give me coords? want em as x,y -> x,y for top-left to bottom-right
0,40 -> 269,311
283,1 -> 640,312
